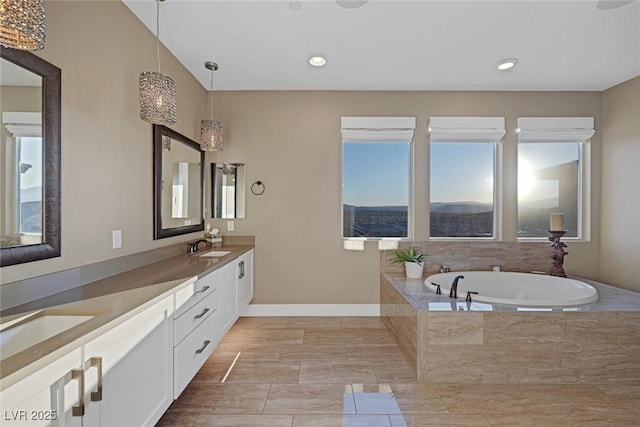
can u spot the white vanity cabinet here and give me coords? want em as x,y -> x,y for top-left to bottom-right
81,295 -> 173,427
173,272 -> 220,398
0,295 -> 173,427
0,248 -> 255,427
237,250 -> 254,309
0,348 -> 83,427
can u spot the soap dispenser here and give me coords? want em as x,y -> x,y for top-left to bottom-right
209,227 -> 222,248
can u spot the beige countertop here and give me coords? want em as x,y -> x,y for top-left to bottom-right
0,245 -> 253,389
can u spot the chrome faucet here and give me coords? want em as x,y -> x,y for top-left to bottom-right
449,275 -> 465,299
187,239 -> 208,254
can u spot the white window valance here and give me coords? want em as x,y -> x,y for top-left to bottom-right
341,117 -> 416,142
429,117 -> 506,142
2,112 -> 41,138
517,117 -> 595,142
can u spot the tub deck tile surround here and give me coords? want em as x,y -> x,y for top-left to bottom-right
381,241 -> 552,277
381,273 -> 640,384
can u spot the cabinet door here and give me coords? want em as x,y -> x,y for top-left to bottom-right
0,348 -> 82,427
82,296 -> 173,427
217,261 -> 238,336
237,250 -> 254,309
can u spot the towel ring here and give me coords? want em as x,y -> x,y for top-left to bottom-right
251,181 -> 265,195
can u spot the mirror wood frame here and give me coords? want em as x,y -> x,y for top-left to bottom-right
0,47 -> 61,267
153,124 -> 205,239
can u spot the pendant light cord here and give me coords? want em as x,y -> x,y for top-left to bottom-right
210,70 -> 215,120
156,0 -> 161,73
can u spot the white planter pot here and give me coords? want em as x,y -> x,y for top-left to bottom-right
405,262 -> 424,279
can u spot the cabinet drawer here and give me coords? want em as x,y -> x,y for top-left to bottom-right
173,308 -> 219,398
174,288 -> 217,345
174,273 -> 216,319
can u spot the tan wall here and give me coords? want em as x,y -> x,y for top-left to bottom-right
600,76 -> 640,291
209,90 -> 602,304
0,1 -> 207,284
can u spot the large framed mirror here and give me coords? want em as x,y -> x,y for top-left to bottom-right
0,47 -> 61,267
211,163 -> 246,219
153,125 -> 204,239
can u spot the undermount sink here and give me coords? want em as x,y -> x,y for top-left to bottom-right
199,250 -> 231,258
0,313 -> 95,359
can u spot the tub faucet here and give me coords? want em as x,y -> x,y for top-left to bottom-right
449,275 -> 465,299
188,239 -> 208,254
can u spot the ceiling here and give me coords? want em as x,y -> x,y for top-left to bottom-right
123,0 -> 640,91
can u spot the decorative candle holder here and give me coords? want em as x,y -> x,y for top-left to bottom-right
548,230 -> 568,277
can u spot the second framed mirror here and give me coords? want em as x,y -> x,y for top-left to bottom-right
211,163 -> 245,219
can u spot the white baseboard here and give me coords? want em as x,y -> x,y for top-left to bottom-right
240,304 -> 380,317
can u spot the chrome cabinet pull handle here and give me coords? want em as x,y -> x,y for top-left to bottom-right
89,357 -> 103,402
195,285 -> 210,295
195,340 -> 211,354
71,368 -> 85,416
194,308 -> 210,319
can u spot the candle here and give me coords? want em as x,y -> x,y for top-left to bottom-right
550,213 -> 565,231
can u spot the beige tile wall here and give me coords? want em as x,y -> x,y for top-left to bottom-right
381,241 -> 552,275
381,276 -> 640,384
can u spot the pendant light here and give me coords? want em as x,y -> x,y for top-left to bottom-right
139,0 -> 176,126
0,0 -> 46,51
200,61 -> 224,151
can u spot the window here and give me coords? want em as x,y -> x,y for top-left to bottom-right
341,117 -> 415,241
428,117 -> 505,239
517,117 -> 593,239
430,142 -> 496,237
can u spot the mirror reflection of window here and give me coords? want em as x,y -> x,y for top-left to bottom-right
17,137 -> 43,235
161,139 -> 202,228
1,111 -> 43,248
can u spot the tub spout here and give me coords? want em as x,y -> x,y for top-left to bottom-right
449,275 -> 465,299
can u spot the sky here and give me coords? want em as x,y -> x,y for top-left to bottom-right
343,142 -> 409,206
19,137 -> 42,191
343,141 -> 580,207
518,142 -> 579,202
430,143 -> 494,204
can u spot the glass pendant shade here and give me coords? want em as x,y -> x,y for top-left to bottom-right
139,71 -> 177,125
200,61 -> 223,151
0,0 -> 46,51
161,135 -> 171,152
139,0 -> 176,126
201,119 -> 224,151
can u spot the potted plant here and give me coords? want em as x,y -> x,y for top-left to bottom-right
390,247 -> 425,279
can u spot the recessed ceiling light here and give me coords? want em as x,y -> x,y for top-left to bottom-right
597,0 -> 634,10
336,0 -> 369,9
289,1 -> 303,11
308,56 -> 327,67
497,58 -> 518,71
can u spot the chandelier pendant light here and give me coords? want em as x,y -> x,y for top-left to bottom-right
0,0 -> 46,51
200,61 -> 224,151
139,0 -> 176,126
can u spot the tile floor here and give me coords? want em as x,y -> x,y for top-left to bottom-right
156,317 -> 640,426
